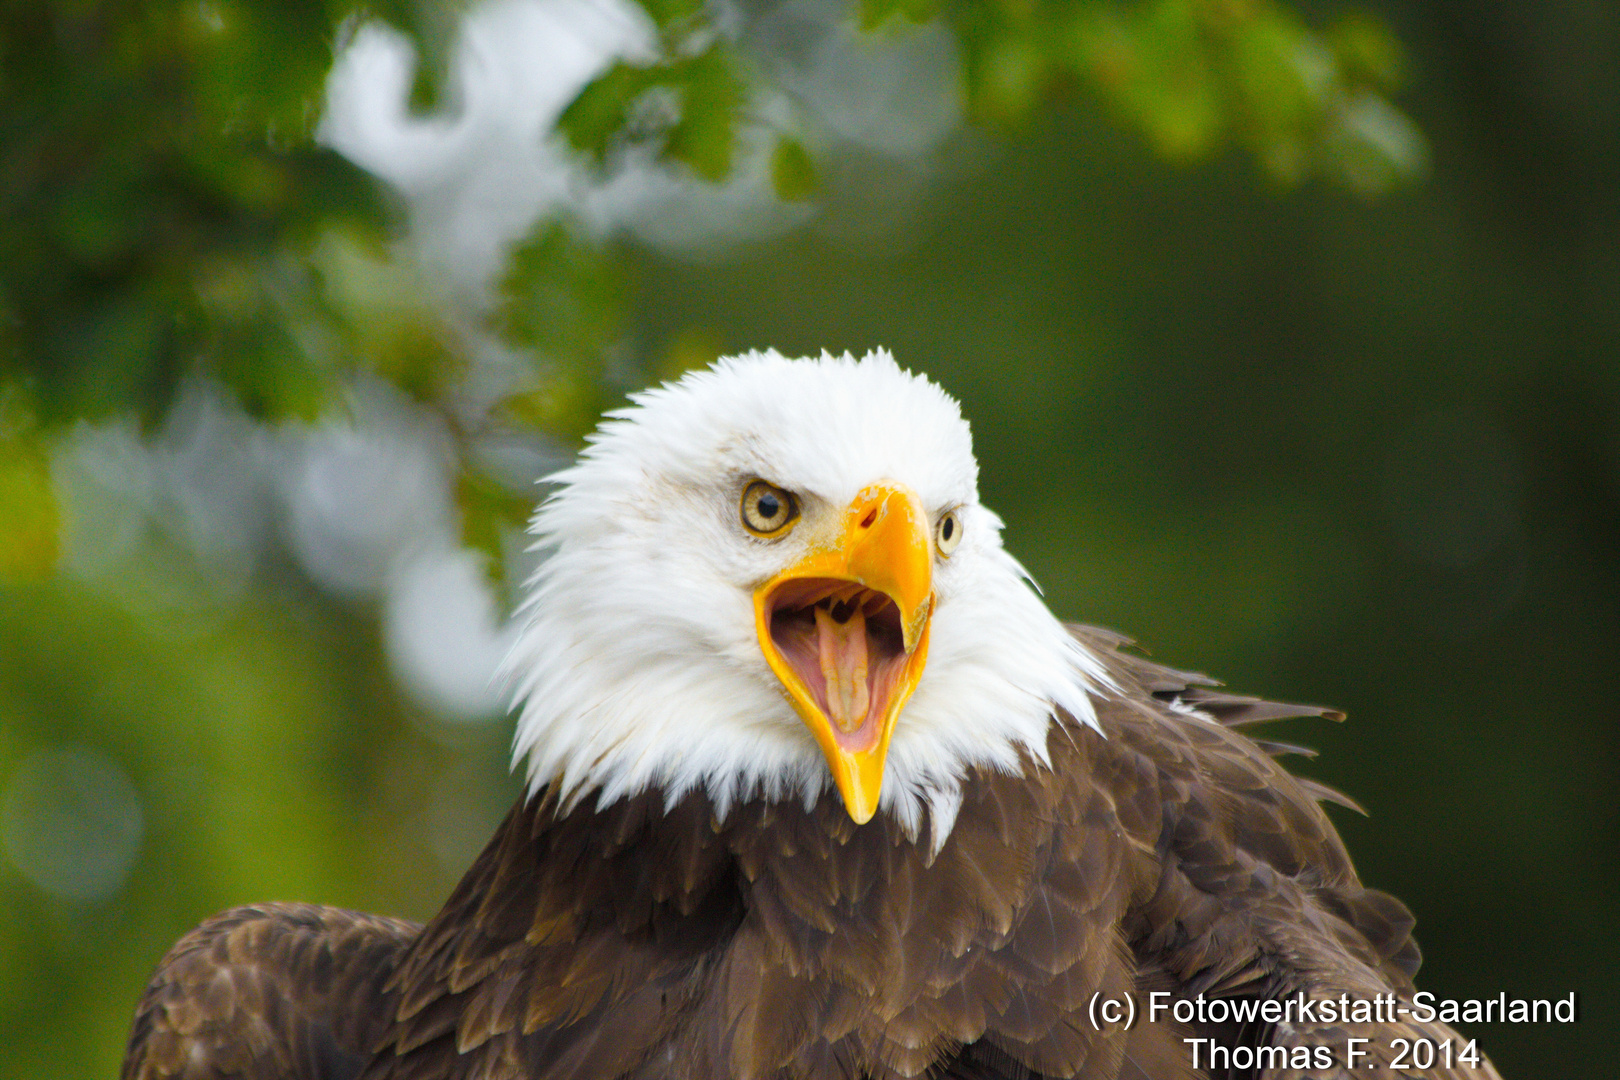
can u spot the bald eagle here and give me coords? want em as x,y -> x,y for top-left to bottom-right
123,350 -> 1501,1080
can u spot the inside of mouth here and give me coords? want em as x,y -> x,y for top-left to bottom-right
768,577 -> 909,752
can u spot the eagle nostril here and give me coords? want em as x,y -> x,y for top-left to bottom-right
859,507 -> 878,529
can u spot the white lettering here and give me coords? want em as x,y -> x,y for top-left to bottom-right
1411,991 -> 1435,1023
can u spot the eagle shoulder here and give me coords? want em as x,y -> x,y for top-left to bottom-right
359,791 -> 747,1079
123,902 -> 421,1080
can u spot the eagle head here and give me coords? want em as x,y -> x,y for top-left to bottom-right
502,349 -> 1106,846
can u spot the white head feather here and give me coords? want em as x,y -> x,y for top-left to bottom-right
501,348 -> 1108,848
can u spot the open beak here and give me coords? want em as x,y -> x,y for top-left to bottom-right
753,482 -> 934,823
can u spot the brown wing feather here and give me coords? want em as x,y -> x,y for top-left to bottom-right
123,903 -> 422,1080
1074,626 -> 1501,1079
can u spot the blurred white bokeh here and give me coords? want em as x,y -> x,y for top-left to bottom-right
51,382 -> 518,723
2,745 -> 145,904
320,0 -> 658,302
281,382 -> 459,598
386,546 -> 518,720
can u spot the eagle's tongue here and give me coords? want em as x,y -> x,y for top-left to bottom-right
814,604 -> 871,735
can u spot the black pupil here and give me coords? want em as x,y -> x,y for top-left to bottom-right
757,492 -> 780,520
942,516 -> 954,541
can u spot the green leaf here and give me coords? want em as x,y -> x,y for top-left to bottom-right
858,0 -> 900,31
1068,3 -> 1223,161
636,0 -> 706,28
1231,13 -> 1325,135
666,46 -> 745,182
498,223 -> 625,363
497,367 -> 604,444
0,424 -> 58,583
859,0 -> 940,31
1329,10 -> 1408,91
309,226 -> 457,401
770,137 -> 818,202
972,33 -> 1048,126
456,470 -> 534,602
558,61 -> 654,164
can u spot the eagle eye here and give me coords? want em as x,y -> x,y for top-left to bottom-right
741,480 -> 798,537
935,509 -> 963,556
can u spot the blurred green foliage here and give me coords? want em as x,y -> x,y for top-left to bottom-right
2,0 -> 1613,1077
2,0 -> 410,425
0,0 -> 1424,588
562,44 -> 750,182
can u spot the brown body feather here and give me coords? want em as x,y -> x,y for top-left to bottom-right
123,628 -> 1501,1080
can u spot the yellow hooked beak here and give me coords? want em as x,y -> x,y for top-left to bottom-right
753,482 -> 934,824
